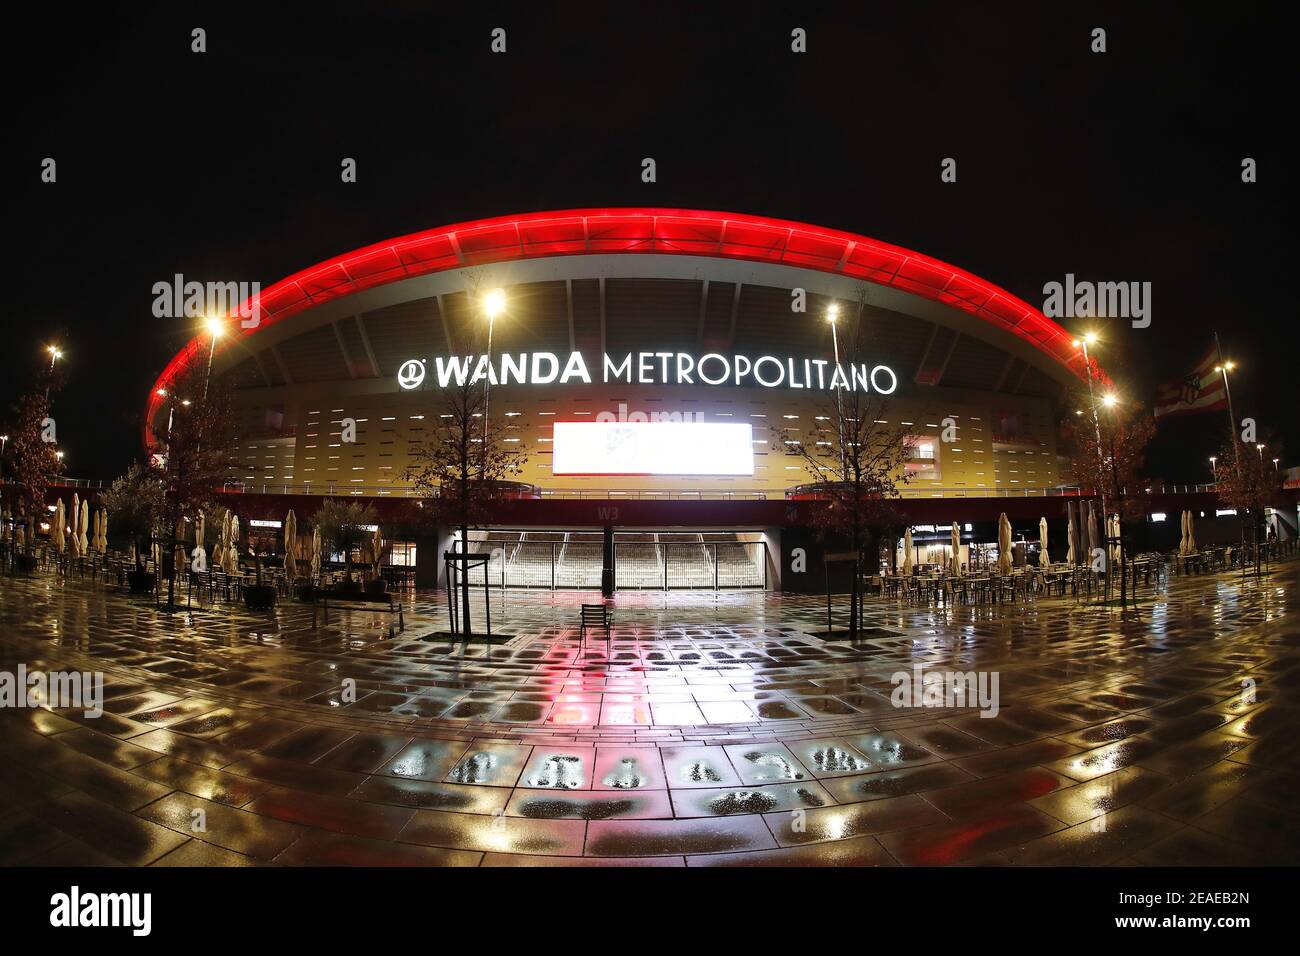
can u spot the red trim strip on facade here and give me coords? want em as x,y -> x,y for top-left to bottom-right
145,208 -> 1101,447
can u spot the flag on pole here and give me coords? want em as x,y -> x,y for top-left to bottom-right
1153,345 -> 1228,419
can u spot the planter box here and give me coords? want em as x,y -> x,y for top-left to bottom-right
127,570 -> 156,593
243,584 -> 278,610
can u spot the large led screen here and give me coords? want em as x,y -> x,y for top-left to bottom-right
552,421 -> 755,476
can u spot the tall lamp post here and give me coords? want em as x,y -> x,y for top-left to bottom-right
1073,333 -> 1110,548
826,303 -> 847,476
481,288 -> 506,448
45,344 -> 63,399
1212,357 -> 1240,465
203,317 -> 224,400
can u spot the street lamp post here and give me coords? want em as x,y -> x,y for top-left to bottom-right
827,304 -> 847,476
482,289 -> 506,449
1209,456 -> 1217,481
45,345 -> 63,399
1073,333 -> 1110,551
203,318 -> 223,400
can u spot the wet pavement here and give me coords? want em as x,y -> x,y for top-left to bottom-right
1,562 -> 1298,866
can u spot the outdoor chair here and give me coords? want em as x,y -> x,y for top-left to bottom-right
580,603 -> 612,642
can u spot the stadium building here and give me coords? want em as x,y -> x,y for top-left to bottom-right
145,209 -> 1104,591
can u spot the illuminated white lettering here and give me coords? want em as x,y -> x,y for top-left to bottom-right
604,353 -> 632,383
755,356 -> 785,387
532,352 -> 560,384
559,351 -> 591,383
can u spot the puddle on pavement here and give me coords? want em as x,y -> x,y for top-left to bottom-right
602,757 -> 647,789
682,760 -> 724,783
519,798 -> 636,820
526,754 -> 583,788
809,746 -> 869,773
743,750 -> 805,780
449,752 -> 498,783
707,790 -> 778,814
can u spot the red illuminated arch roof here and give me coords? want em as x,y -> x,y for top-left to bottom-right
146,208 -> 1102,443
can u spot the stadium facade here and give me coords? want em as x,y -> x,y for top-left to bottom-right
146,209 -> 1104,590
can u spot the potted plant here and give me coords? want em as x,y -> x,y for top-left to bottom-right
363,527 -> 392,597
100,462 -> 165,594
243,529 -> 278,610
313,499 -> 376,596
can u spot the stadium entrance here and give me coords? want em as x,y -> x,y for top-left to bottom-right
457,529 -> 770,591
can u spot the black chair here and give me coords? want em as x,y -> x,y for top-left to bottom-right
580,604 -> 611,643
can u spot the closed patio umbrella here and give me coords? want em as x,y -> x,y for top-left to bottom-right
79,500 -> 90,557
310,525 -> 322,582
213,511 -> 228,570
70,494 -> 81,557
1039,517 -> 1050,567
902,528 -> 914,575
226,515 -> 240,574
1066,501 -> 1077,564
1087,500 -> 1102,566
950,522 -> 961,575
1186,510 -> 1197,553
996,513 -> 1012,575
1178,510 -> 1189,555
52,500 -> 66,554
284,509 -> 297,580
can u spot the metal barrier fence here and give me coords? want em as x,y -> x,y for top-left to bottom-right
460,539 -> 768,590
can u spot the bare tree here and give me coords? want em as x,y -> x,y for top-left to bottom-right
1060,391 -> 1157,608
777,294 -> 915,637
150,367 -> 239,610
1214,438 -> 1283,576
403,281 -> 527,636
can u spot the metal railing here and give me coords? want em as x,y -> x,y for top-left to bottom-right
32,477 -> 1230,500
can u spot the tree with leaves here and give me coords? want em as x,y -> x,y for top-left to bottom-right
100,462 -> 167,571
1059,391 -> 1157,608
150,366 -> 239,609
776,294 -> 915,637
312,498 -> 377,586
1,362 -> 64,560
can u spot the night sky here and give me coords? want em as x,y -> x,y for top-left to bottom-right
6,2 -> 1292,484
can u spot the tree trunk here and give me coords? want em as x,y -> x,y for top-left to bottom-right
460,520 -> 471,636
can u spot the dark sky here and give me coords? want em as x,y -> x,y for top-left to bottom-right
6,2 -> 1293,484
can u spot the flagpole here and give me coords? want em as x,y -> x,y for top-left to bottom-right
1214,331 -> 1240,465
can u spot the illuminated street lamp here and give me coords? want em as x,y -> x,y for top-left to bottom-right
1073,333 -> 1110,532
826,303 -> 846,475
482,288 -> 506,446
1209,456 -> 1217,479
1273,457 -> 1280,472
203,316 -> 224,399
47,344 -> 62,369
1256,443 -> 1265,460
